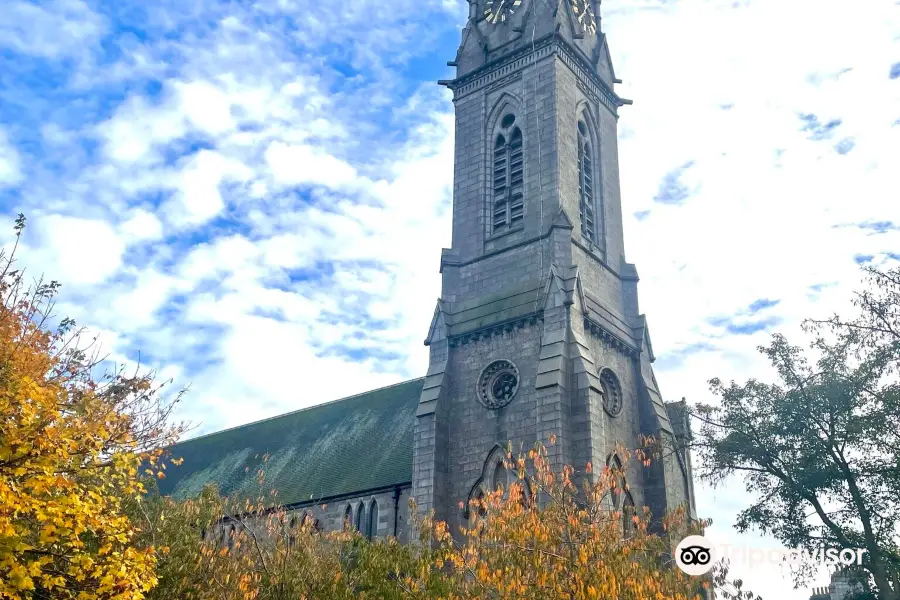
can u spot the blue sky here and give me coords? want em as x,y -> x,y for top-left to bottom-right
1,0 -> 898,596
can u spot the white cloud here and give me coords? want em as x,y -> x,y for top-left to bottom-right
98,95 -> 188,165
264,141 -> 358,188
0,0 -> 106,59
179,234 -> 262,282
119,209 -> 164,242
174,81 -> 237,136
30,215 -> 125,286
611,0 -> 900,391
168,150 -> 253,226
109,269 -> 185,330
187,315 -> 404,430
0,130 -> 22,187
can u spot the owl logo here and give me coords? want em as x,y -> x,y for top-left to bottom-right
675,535 -> 716,575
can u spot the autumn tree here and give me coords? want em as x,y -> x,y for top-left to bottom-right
138,440 -> 739,600
133,479 -> 453,600
695,267 -> 900,598
405,440 -> 712,600
0,215 -> 186,599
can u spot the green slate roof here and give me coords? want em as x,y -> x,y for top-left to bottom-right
156,378 -> 424,506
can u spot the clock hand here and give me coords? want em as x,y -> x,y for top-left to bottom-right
488,0 -> 500,23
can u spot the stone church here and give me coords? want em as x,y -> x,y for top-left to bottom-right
158,0 -> 697,543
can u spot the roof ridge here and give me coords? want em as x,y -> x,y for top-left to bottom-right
175,376 -> 426,446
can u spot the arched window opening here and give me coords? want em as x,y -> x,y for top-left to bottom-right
492,460 -> 506,492
603,454 -> 624,511
492,118 -> 524,234
289,516 -> 298,546
577,120 -> 596,243
343,504 -> 353,530
354,502 -> 364,532
366,500 -> 378,540
605,453 -> 635,538
622,493 -> 636,537
473,489 -> 487,519
465,445 -> 535,531
514,476 -> 533,508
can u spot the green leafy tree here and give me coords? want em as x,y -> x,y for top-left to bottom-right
695,267 -> 900,598
812,266 -> 900,360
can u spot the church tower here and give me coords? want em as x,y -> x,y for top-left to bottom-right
412,0 -> 697,534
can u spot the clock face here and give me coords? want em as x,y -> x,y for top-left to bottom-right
484,0 -> 522,24
570,0 -> 597,35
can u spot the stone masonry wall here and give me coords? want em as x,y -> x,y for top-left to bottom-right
204,486 -> 413,551
555,55 -> 626,275
448,54 -> 559,266
585,329 -> 646,510
440,322 -> 544,533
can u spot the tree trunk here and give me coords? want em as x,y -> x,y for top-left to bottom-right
869,559 -> 898,600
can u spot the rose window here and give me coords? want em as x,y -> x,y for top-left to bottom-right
477,360 -> 520,409
600,368 -> 623,417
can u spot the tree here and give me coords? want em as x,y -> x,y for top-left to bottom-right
133,481 -> 444,600
139,440 -> 735,600
812,265 -> 900,361
0,215 -> 186,599
694,268 -> 900,598
407,440 -> 712,600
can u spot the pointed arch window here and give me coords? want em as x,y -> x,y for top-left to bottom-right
289,515 -> 298,546
343,504 -> 353,530
354,502 -> 364,532
470,489 -> 487,521
366,500 -> 378,540
294,510 -> 311,535
605,454 -> 637,538
622,492 -> 636,537
465,446 -> 531,524
492,114 -> 524,233
492,460 -> 507,492
577,120 -> 596,243
601,454 -> 624,511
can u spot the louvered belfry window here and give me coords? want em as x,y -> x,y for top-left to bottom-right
577,120 -> 596,243
492,114 -> 524,233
